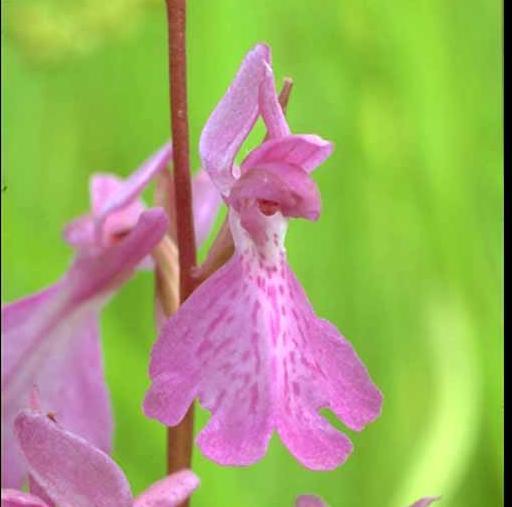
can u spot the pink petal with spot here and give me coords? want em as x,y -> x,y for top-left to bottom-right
241,135 -> 333,175
93,175 -> 146,247
2,209 -> 168,488
228,163 -> 321,221
409,497 -> 441,507
1,489 -> 49,507
94,143 -> 172,228
63,174 -> 144,251
66,209 -> 167,300
199,44 -> 270,194
295,495 -> 328,507
14,410 -> 132,507
134,470 -> 199,507
145,210 -> 382,469
63,144 -> 171,250
191,170 -> 222,245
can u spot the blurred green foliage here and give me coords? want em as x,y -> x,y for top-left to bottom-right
1,0 -> 503,506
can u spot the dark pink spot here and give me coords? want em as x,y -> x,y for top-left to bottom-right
220,362 -> 232,373
251,300 -> 261,325
197,339 -> 213,358
206,308 -> 229,334
254,350 -> 261,373
213,336 -> 235,356
212,390 -> 226,411
249,383 -> 259,413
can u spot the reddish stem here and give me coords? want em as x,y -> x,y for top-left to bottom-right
164,0 -> 195,485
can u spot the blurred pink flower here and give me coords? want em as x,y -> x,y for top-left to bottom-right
144,44 -> 383,470
1,408 -> 199,507
409,498 -> 441,507
295,495 -> 328,507
1,145 -> 220,488
294,495 -> 440,507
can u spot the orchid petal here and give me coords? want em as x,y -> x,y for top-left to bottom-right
63,144 -> 171,250
74,206 -> 167,320
92,174 -> 146,247
228,163 -> 321,221
90,174 -> 124,215
134,470 -> 199,507
409,497 -> 441,507
66,208 -> 168,300
1,296 -> 111,490
144,253 -> 273,465
3,208 -> 167,390
295,495 -> 328,507
95,143 -> 172,228
62,215 -> 96,250
145,210 -> 381,469
200,44 -> 270,194
14,410 -> 132,507
241,135 -> 333,175
2,209 -> 167,488
2,283 -> 64,489
259,63 -> 290,139
192,170 -> 222,245
1,489 -> 49,507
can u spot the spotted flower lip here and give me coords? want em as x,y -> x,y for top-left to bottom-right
1,409 -> 199,507
1,144 -> 221,489
144,44 -> 383,471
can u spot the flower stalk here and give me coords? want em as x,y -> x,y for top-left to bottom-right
164,0 -> 196,485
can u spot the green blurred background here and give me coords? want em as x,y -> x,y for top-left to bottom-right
1,0 -> 503,506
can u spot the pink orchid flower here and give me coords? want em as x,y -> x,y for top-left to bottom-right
144,44 -> 383,470
1,409 -> 199,507
2,144 -> 220,488
295,495 -> 440,507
